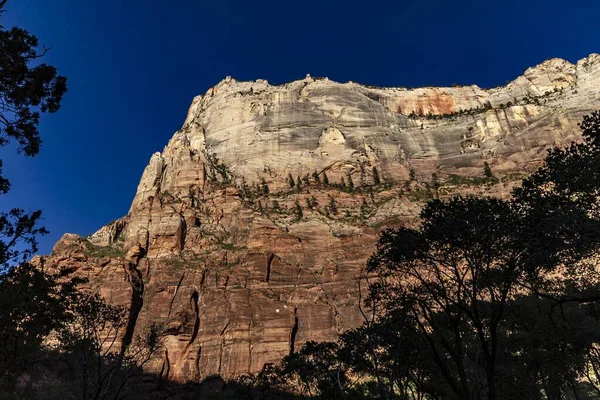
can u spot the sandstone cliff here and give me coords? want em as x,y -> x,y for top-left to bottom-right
36,54 -> 600,382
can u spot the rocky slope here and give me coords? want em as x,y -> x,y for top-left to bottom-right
36,54 -> 600,382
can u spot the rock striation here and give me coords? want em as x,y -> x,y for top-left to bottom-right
36,54 -> 600,382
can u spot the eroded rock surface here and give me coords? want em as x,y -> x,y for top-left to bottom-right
37,54 -> 600,381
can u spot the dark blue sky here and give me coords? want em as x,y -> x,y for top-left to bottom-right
0,0 -> 597,254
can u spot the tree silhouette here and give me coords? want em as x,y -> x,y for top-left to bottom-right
278,112 -> 600,400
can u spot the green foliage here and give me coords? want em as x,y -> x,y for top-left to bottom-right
294,200 -> 303,220
312,171 -> 321,184
424,183 -> 433,199
237,177 -> 274,202
483,161 -> 493,178
406,100 -> 494,120
447,173 -> 499,186
164,256 -> 191,270
328,196 -> 337,215
288,173 -> 295,188
323,171 -> 329,185
360,198 -> 370,218
0,16 -> 67,192
431,173 -> 439,191
500,172 -> 525,183
84,242 -> 126,259
206,152 -> 232,184
260,177 -> 269,195
403,188 -> 431,202
306,196 -> 318,209
237,177 -> 251,199
272,200 -> 280,211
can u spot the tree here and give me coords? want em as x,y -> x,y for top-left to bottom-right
328,196 -> 337,215
363,112 -> 600,399
279,341 -> 349,399
0,6 -> 67,192
0,264 -> 80,395
260,177 -> 269,195
431,173 -> 439,192
0,3 -> 163,398
409,168 -> 415,181
51,293 -> 163,400
0,208 -> 48,272
288,173 -> 295,188
347,174 -> 354,191
323,171 -> 330,185
483,161 -> 493,178
368,197 -> 522,399
338,308 -> 436,399
0,3 -> 69,392
294,200 -> 303,220
372,167 -> 380,185
501,296 -> 599,399
0,0 -> 66,273
238,177 -> 250,200
360,198 -> 369,219
424,183 -> 432,200
312,171 -> 321,184
272,200 -> 280,211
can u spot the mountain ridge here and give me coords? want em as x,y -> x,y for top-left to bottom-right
36,53 -> 600,381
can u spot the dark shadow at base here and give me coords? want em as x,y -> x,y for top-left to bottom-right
120,373 -> 304,400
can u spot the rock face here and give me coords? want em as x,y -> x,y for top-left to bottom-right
38,54 -> 600,382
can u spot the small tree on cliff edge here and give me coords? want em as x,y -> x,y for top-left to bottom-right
483,161 -> 493,178
372,166 -> 381,185
294,200 -> 303,220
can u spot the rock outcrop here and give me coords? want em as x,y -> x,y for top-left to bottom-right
37,54 -> 600,382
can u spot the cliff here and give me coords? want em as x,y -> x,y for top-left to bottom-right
35,53 -> 600,381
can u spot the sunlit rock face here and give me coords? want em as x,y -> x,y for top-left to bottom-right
37,54 -> 600,381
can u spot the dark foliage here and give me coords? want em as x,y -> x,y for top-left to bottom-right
0,2 -> 67,188
275,112 -> 600,400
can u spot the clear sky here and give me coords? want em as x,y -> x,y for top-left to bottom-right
0,0 -> 597,254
